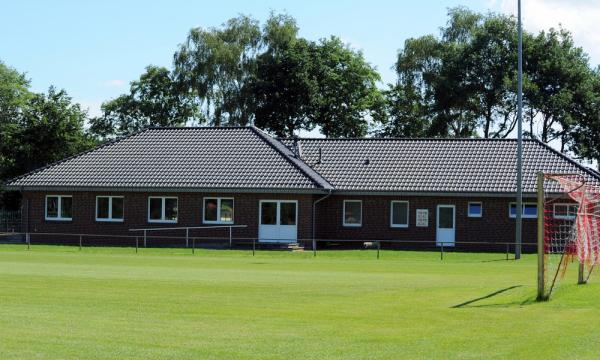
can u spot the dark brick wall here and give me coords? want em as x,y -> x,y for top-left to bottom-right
22,191 -> 537,251
314,195 -> 537,251
22,191 -> 314,246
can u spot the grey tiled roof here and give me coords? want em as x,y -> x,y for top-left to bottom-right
280,138 -> 600,194
6,127 -> 331,191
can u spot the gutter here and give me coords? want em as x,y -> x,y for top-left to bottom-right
312,189 -> 333,255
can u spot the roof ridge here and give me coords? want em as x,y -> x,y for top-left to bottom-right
147,126 -> 252,130
3,128 -> 152,187
279,137 -> 539,141
249,127 -> 333,190
532,139 -> 600,182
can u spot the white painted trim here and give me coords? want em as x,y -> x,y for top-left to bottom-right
202,197 -> 234,224
45,195 -> 73,221
553,203 -> 578,220
343,200 -> 362,227
467,201 -> 483,218
509,202 -> 538,219
390,201 -> 409,228
95,196 -> 124,222
147,196 -> 178,223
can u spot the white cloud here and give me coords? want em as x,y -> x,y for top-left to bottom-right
77,99 -> 103,118
103,79 -> 126,88
494,0 -> 600,66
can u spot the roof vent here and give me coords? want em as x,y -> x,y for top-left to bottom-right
317,147 -> 322,164
292,136 -> 302,158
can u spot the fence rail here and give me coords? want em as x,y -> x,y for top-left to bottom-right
0,209 -> 21,233
0,230 -> 536,260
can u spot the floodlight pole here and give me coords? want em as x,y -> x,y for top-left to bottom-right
515,0 -> 524,260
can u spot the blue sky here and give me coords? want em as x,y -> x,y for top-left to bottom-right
1,0 -> 598,117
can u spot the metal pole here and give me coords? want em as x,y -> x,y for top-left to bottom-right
537,172 -> 546,300
377,241 -> 380,259
136,236 -> 138,254
192,237 -> 195,254
26,232 -> 30,250
186,228 -> 189,248
143,230 -> 147,248
440,242 -> 444,260
252,237 -> 255,256
79,235 -> 82,251
515,0 -> 524,260
506,243 -> 509,261
229,226 -> 232,249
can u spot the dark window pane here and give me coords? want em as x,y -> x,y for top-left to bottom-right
97,197 -> 110,219
344,201 -> 361,225
280,202 -> 296,225
469,203 -> 482,216
220,199 -> 234,222
392,202 -> 408,225
112,198 -> 124,219
149,198 -> 162,220
261,202 -> 277,225
165,198 -> 178,220
46,197 -> 59,218
510,204 -> 517,216
61,197 -> 72,219
204,199 -> 218,221
439,207 -> 454,228
524,204 -> 537,216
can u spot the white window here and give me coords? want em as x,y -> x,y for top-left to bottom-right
391,201 -> 409,228
553,203 -> 578,220
148,197 -> 178,223
509,202 -> 538,219
45,195 -> 73,221
203,197 -> 234,224
468,202 -> 482,217
343,200 -> 362,227
96,196 -> 124,222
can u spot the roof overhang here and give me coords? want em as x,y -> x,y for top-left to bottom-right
5,185 -> 330,195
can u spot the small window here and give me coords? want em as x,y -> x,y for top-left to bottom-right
96,196 -> 124,222
468,202 -> 482,217
391,201 -> 409,228
509,202 -> 537,219
45,195 -> 73,221
203,198 -> 234,224
343,200 -> 362,227
148,197 -> 178,223
553,203 -> 578,220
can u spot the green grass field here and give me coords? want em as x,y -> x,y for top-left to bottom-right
1,245 -> 599,359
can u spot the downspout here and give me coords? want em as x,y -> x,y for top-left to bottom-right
312,189 -> 332,255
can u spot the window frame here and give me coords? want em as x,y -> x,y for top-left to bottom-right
390,201 -> 409,228
147,196 -> 178,224
467,201 -> 483,218
343,200 -> 363,227
203,197 -> 234,224
45,195 -> 73,221
95,196 -> 124,222
509,202 -> 538,219
553,203 -> 578,220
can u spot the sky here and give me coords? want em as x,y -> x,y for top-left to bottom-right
1,0 -> 599,119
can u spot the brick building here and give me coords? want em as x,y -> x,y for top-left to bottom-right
4,127 -> 599,250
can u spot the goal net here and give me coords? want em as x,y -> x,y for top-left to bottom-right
538,173 -> 600,300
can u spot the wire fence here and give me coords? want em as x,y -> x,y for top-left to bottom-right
0,209 -> 21,233
0,230 -> 537,260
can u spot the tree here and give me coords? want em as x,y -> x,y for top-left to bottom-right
570,68 -> 600,168
89,65 -> 198,139
3,87 -> 95,181
310,37 -> 382,138
174,15 -> 261,126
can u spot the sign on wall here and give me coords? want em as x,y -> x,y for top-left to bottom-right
416,209 -> 429,227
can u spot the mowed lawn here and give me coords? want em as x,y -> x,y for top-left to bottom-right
1,245 -> 599,359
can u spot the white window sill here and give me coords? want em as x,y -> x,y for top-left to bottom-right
148,220 -> 178,224
391,224 -> 409,228
45,217 -> 72,221
203,221 -> 234,225
343,224 -> 362,228
468,214 -> 482,218
96,218 -> 124,223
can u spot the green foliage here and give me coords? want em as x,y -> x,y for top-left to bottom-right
89,66 -> 198,139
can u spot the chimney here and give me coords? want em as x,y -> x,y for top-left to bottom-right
292,136 -> 302,158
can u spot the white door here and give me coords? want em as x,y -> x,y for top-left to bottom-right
259,200 -> 298,243
436,205 -> 455,247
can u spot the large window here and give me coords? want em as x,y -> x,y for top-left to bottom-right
390,201 -> 409,228
553,203 -> 578,220
96,196 -> 124,222
45,195 -> 73,221
509,202 -> 538,219
343,200 -> 362,227
203,197 -> 234,224
148,197 -> 178,223
468,202 -> 482,218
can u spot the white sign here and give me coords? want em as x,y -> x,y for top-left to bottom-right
416,209 -> 429,227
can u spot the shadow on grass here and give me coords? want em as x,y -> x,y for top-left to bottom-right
451,285 -> 537,308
